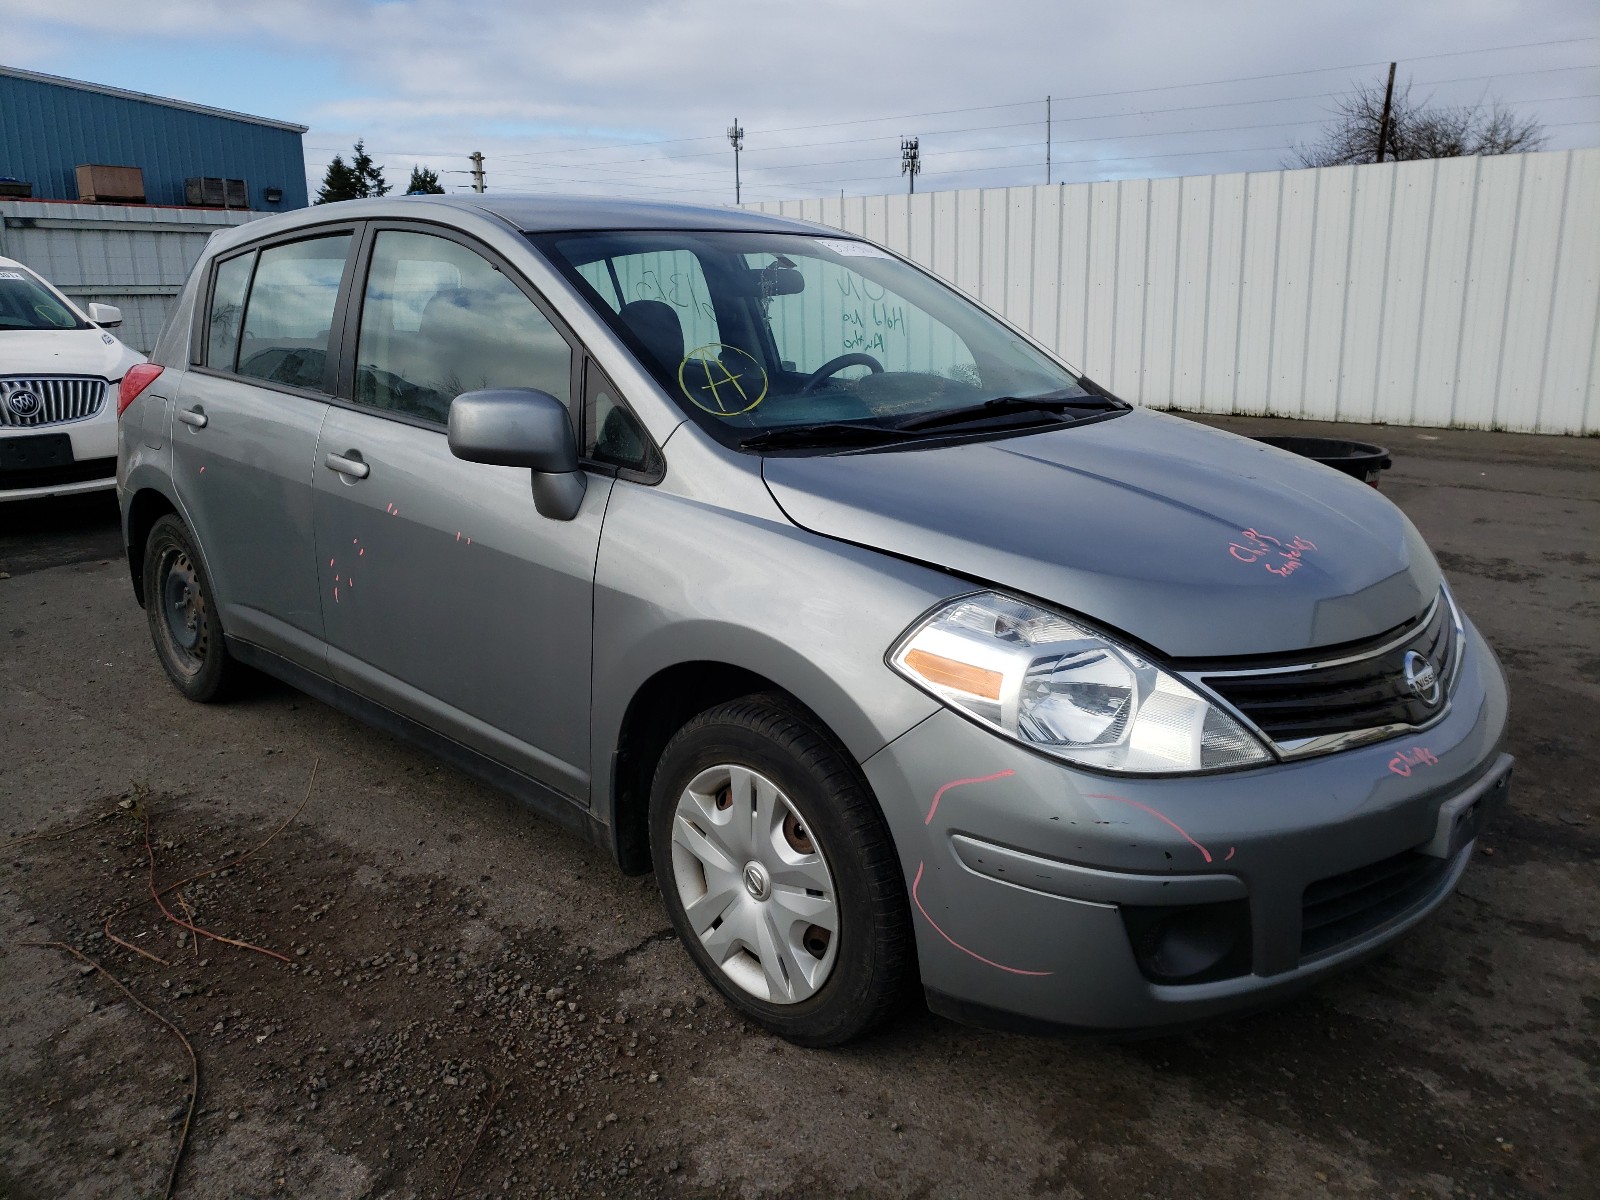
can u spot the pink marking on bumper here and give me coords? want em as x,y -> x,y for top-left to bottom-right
911,862 -> 1052,977
924,769 -> 1016,826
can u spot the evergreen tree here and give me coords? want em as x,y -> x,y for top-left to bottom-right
314,154 -> 362,204
351,140 -> 391,198
406,165 -> 446,195
316,141 -> 391,204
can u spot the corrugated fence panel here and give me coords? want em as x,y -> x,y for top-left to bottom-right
1539,150 -> 1600,434
1,201 -> 265,351
1497,152 -> 1568,432
751,146 -> 1600,433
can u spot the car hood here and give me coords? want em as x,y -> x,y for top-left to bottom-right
0,326 -> 143,380
761,408 -> 1441,659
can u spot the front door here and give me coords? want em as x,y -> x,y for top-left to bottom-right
312,227 -> 609,799
172,230 -> 355,670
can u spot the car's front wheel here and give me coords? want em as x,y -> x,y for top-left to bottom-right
143,514 -> 241,702
650,694 -> 912,1046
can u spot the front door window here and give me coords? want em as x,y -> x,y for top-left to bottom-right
354,231 -> 572,424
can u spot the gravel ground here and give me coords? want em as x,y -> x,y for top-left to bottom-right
1,415 -> 1596,1199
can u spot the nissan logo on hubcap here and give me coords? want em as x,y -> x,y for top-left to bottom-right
742,861 -> 771,901
4,387 -> 41,418
1403,650 -> 1441,705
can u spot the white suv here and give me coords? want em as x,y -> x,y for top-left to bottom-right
1,256 -> 145,501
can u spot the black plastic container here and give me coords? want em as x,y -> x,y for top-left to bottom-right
1252,435 -> 1392,487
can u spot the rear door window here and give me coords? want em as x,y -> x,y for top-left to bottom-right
236,234 -> 352,392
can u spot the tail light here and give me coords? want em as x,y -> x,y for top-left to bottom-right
117,364 -> 164,417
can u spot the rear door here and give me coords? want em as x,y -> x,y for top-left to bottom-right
172,228 -> 358,670
312,223 -> 612,799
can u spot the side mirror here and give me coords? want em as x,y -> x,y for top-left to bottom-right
447,388 -> 587,521
86,302 -> 123,329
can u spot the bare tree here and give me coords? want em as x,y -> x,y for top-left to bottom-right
1292,77 -> 1545,167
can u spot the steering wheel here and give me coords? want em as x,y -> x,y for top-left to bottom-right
800,353 -> 885,394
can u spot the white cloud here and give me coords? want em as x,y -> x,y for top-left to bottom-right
4,0 -> 1597,202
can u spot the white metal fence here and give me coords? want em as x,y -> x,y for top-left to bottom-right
752,148 -> 1600,435
0,201 -> 265,353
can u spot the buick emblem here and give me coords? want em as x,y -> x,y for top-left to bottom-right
1403,650 -> 1441,705
4,386 -> 41,418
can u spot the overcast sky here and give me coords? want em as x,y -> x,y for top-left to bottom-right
4,0 -> 1597,205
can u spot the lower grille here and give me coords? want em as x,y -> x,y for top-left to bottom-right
1300,849 -> 1450,960
0,456 -> 116,491
0,376 -> 110,428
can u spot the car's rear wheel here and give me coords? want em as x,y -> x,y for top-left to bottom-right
143,514 -> 240,702
649,694 -> 911,1046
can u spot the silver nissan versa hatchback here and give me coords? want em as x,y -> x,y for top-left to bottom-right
118,196 -> 1511,1045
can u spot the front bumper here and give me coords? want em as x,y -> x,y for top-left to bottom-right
0,410 -> 117,502
862,619 -> 1511,1033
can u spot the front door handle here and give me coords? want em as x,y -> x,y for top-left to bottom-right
178,407 -> 207,429
324,451 -> 370,480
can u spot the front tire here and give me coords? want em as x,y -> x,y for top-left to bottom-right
649,694 -> 912,1046
142,514 -> 241,703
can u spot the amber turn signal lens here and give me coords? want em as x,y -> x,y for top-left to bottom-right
903,648 -> 1003,700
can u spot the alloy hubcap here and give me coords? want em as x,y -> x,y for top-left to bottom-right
670,764 -> 838,1004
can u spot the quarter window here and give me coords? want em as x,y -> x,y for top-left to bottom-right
354,231 -> 572,426
236,234 -> 352,392
205,252 -> 254,371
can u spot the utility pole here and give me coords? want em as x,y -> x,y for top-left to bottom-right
900,137 -> 921,195
1375,62 -> 1397,163
468,151 -> 486,193
1046,95 -> 1052,184
728,119 -> 744,205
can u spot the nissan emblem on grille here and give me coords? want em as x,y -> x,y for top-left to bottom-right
4,386 -> 41,417
1403,650 -> 1441,705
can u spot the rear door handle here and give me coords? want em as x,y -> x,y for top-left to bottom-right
324,452 -> 370,480
178,407 -> 207,429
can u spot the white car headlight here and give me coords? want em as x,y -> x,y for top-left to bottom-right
889,592 -> 1271,774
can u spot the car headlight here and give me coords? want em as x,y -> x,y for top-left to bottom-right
889,592 -> 1271,773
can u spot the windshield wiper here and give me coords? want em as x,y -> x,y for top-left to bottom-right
739,422 -> 919,450
895,392 -> 1121,432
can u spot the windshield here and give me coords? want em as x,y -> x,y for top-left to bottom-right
0,267 -> 87,332
532,231 -> 1113,449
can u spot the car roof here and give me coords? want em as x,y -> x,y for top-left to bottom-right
360,193 -> 831,236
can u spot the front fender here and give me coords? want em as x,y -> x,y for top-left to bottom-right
590,481 -> 953,820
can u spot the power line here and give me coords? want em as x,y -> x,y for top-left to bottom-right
476,64 -> 1600,174
487,34 -> 1597,163
466,86 -> 1599,189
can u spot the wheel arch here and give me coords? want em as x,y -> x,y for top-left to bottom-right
124,484 -> 180,607
604,656 -> 883,876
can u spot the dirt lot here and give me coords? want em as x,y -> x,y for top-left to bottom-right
2,416 -> 1597,1199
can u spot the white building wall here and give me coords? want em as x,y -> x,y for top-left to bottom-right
752,148 -> 1600,435
0,202 -> 265,352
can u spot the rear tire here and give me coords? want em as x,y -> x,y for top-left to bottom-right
649,693 -> 911,1046
142,514 -> 241,703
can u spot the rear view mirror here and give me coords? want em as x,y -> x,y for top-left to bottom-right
448,388 -> 587,520
729,265 -> 805,298
86,302 -> 123,328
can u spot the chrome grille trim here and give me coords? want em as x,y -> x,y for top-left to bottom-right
1180,587 -> 1465,762
0,376 -> 110,428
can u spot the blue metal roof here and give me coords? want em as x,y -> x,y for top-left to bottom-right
0,66 -> 307,211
